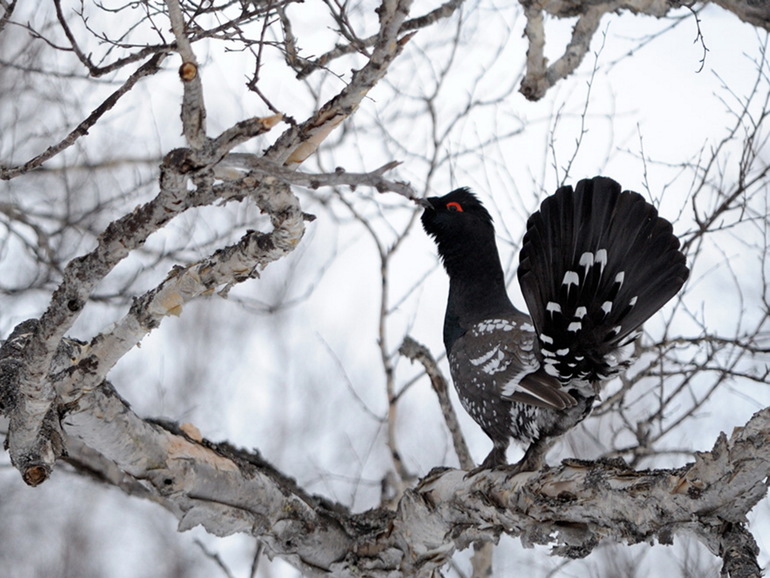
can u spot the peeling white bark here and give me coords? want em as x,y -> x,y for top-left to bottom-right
0,0 -> 419,481
54,376 -> 770,577
519,0 -> 770,100
3,0 -> 770,575
267,0 -> 415,165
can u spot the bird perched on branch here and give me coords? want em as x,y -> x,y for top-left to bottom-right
420,176 -> 689,471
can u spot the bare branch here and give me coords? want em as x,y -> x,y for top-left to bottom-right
60,380 -> 353,577
267,0 -> 417,166
52,380 -> 770,576
521,4 -> 604,101
516,0 -> 770,100
710,0 -> 770,31
0,53 -> 166,180
718,522 -> 762,578
0,0 -> 16,35
399,336 -> 474,470
166,0 -> 207,148
295,0 -> 465,78
220,156 -> 419,201
64,182 -> 305,397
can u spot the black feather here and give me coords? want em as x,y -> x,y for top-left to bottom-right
518,176 -> 689,382
422,177 -> 689,470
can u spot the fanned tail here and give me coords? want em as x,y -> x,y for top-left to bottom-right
517,176 -> 689,382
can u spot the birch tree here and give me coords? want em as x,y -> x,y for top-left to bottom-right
1,1 -> 770,577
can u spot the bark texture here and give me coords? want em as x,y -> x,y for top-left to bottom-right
7,347 -> 765,577
2,1 -> 770,576
519,0 -> 770,100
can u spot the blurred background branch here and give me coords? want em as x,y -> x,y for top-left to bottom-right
0,0 -> 769,577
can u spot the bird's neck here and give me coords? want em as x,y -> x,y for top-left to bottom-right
441,238 -> 517,349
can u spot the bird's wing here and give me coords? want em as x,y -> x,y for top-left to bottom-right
451,317 -> 577,410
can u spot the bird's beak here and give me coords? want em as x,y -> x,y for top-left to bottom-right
414,197 -> 433,209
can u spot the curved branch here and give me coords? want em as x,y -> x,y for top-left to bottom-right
266,0 -> 416,166
518,0 -> 770,101
399,336 -> 474,470
520,3 -> 605,101
55,377 -> 770,576
295,0 -> 464,78
61,380 -> 353,577
0,52 -> 166,181
58,183 -> 305,404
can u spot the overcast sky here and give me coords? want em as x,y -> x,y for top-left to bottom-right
2,2 -> 769,576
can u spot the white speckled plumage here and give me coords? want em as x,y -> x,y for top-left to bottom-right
422,177 -> 689,469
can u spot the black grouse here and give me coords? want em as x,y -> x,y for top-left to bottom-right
421,176 -> 689,471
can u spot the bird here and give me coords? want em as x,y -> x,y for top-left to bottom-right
420,176 -> 689,471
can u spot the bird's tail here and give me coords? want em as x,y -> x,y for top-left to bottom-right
518,176 -> 689,383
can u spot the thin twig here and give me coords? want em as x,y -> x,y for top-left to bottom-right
399,336 -> 474,469
0,53 -> 166,181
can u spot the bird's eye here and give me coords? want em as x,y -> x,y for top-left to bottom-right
446,202 -> 463,212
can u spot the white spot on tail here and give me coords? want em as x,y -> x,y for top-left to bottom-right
546,302 -> 562,316
562,271 -> 579,288
615,271 -> 625,287
575,306 -> 587,318
601,301 -> 613,315
540,333 -> 554,345
568,321 -> 581,332
607,325 -> 622,338
595,249 -> 608,272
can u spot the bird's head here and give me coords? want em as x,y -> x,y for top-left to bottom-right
420,187 -> 495,246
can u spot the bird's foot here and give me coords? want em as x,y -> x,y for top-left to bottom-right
506,438 -> 551,475
506,454 -> 545,476
464,446 -> 508,478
